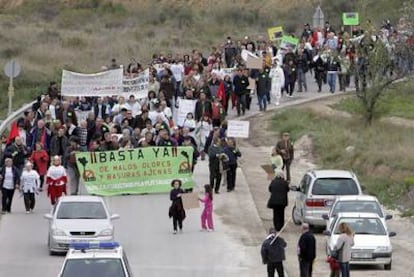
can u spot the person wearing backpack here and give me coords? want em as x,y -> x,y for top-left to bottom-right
261,227 -> 287,277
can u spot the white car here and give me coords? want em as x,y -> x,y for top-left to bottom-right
58,241 -> 133,277
324,212 -> 396,270
322,195 -> 393,230
44,196 -> 120,255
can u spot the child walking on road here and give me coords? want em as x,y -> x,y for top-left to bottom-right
199,184 -> 214,232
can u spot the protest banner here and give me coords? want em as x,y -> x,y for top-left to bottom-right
174,99 -> 197,127
343,12 -> 359,26
267,26 -> 284,41
76,146 -> 195,196
61,68 -> 123,97
181,192 -> 200,209
122,68 -> 149,99
227,120 -> 250,138
280,35 -> 300,52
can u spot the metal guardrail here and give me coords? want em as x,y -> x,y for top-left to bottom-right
0,101 -> 36,137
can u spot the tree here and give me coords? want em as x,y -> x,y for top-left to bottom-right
355,11 -> 414,125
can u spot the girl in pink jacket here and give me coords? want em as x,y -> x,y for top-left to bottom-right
199,184 -> 214,231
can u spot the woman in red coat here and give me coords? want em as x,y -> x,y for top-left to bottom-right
29,142 -> 49,191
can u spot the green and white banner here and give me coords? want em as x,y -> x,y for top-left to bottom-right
76,147 -> 195,196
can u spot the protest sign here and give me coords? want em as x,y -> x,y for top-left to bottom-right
123,68 -> 149,99
227,120 -> 250,138
267,26 -> 284,41
174,99 -> 197,127
181,192 -> 200,209
246,56 -> 263,69
76,146 -> 195,196
343,12 -> 359,26
61,68 -> 123,97
280,36 -> 300,52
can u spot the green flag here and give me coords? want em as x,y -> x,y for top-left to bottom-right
343,12 -> 359,26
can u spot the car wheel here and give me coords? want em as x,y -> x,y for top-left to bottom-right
48,233 -> 55,256
292,206 -> 301,225
385,261 -> 392,270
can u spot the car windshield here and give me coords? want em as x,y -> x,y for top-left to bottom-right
312,178 -> 359,195
57,202 -> 107,219
61,258 -> 126,277
334,218 -> 387,235
331,201 -> 383,217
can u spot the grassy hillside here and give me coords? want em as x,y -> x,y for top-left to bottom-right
0,0 -> 408,116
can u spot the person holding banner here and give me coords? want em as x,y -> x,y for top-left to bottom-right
169,179 -> 186,234
261,227 -> 287,277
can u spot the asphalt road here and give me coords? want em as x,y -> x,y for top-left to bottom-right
0,160 -> 264,277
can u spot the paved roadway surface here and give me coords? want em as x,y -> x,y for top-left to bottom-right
0,73 -> 343,277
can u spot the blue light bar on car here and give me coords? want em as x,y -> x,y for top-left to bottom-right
69,241 -> 120,250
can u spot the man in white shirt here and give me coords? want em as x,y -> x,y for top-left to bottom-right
125,95 -> 142,117
170,61 -> 184,100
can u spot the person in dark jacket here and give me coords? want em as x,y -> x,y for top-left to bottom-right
1,158 -> 20,214
49,127 -> 69,158
194,92 -> 212,122
267,171 -> 290,231
256,68 -> 271,111
275,132 -> 294,183
233,68 -> 249,116
313,54 -> 327,92
208,137 -> 225,194
261,227 -> 287,277
298,223 -> 316,277
4,136 -> 29,172
223,138 -> 241,192
169,179 -> 186,234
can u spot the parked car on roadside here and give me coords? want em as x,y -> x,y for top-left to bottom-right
322,195 -> 393,230
291,170 -> 364,227
44,196 -> 120,255
324,212 -> 396,270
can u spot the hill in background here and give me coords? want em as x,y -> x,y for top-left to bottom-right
0,0 -> 407,114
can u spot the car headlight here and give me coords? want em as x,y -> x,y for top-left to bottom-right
99,228 -> 114,236
52,228 -> 66,236
374,246 -> 391,252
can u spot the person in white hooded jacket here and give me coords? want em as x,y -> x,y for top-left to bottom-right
20,161 -> 40,213
269,59 -> 285,106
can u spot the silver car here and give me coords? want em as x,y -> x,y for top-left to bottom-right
44,196 -> 120,255
291,170 -> 363,227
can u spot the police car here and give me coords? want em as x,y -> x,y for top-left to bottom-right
58,242 -> 134,277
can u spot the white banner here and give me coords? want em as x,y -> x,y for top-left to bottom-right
123,69 -> 149,99
61,68 -> 123,97
227,120 -> 250,138
174,99 -> 196,127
